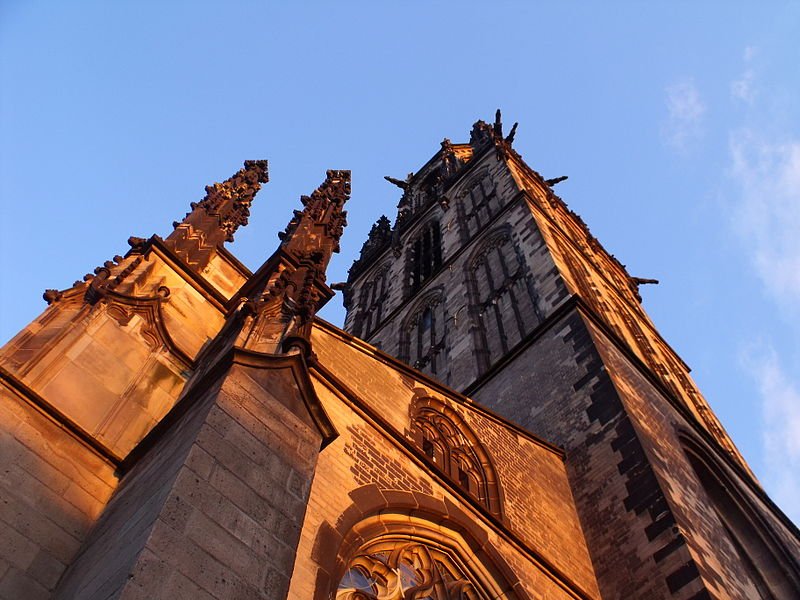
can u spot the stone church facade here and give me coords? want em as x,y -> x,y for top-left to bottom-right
1,114 -> 798,599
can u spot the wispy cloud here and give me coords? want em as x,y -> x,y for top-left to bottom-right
662,79 -> 706,152
728,130 -> 800,307
726,47 -> 800,524
740,344 -> 800,524
731,46 -> 757,105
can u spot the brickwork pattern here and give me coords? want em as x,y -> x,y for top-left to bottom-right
473,309 -> 697,598
344,424 -> 433,494
300,323 -> 601,598
588,320 -> 800,598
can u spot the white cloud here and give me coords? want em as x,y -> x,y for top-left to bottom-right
728,130 -> 800,306
740,344 -> 800,524
662,79 -> 706,151
726,46 -> 800,526
731,46 -> 757,105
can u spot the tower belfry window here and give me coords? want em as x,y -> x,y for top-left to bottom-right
467,229 -> 541,373
399,291 -> 447,377
353,265 -> 390,339
458,172 -> 501,239
408,221 -> 443,295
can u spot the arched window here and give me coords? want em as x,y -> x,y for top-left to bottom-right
337,541 -> 484,599
406,221 -> 443,296
399,290 -> 447,377
353,264 -> 390,339
466,228 -> 540,372
680,435 -> 800,598
331,508 -> 529,600
457,170 -> 501,239
410,397 -> 503,517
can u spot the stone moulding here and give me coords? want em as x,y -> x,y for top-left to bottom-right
118,345 -> 338,475
0,366 -> 123,465
101,286 -> 193,368
305,362 -> 594,599
313,483 -> 595,600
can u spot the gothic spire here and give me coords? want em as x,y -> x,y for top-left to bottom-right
239,170 -> 351,354
164,160 -> 269,270
277,169 -> 350,271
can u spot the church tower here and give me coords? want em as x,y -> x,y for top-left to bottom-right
343,112 -> 800,599
1,115 -> 798,600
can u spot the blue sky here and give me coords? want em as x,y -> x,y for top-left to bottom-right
1,2 -> 798,524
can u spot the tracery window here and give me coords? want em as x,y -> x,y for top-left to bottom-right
407,221 -> 443,296
336,542 -> 485,600
330,511 -> 526,600
467,228 -> 540,372
354,265 -> 390,339
457,171 -> 501,239
399,290 -> 446,377
410,398 -> 503,517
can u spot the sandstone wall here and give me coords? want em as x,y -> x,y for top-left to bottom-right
0,382 -> 117,599
298,323 -> 601,599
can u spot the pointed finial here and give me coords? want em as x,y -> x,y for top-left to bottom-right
240,169 -> 351,353
278,169 -> 351,262
505,122 -> 518,144
164,160 -> 269,269
494,109 -> 503,137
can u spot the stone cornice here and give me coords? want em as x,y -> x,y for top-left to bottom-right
1,366 -> 122,466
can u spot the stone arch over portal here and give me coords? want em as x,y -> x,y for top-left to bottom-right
311,485 -> 530,600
